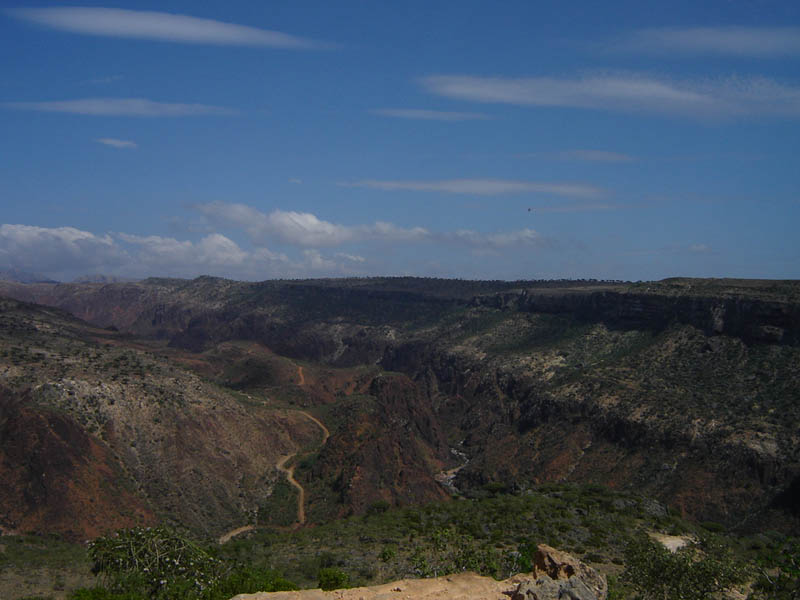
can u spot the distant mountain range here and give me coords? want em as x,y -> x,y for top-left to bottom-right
71,274 -> 139,284
0,268 -> 58,283
0,269 -> 142,284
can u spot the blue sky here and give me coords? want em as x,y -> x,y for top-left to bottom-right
1,1 -> 799,281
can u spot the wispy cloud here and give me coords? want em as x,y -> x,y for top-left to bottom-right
688,243 -> 713,254
421,73 -> 800,118
2,98 -> 234,117
194,203 -> 429,247
194,202 -> 550,253
335,252 -> 366,263
528,203 -> 620,213
442,228 -> 542,249
9,7 -> 325,49
522,149 -> 635,163
343,179 -> 603,199
86,74 -> 123,85
624,26 -> 800,58
371,108 -> 491,121
560,149 -> 635,162
95,137 -> 137,149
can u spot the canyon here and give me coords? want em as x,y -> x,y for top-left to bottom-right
0,276 -> 798,543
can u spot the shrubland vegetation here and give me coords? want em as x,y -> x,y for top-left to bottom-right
3,484 -> 797,599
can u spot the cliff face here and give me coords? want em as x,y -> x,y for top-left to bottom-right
475,289 -> 800,345
405,346 -> 791,525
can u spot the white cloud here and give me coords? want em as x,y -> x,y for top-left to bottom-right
0,223 -> 296,280
118,232 -> 249,267
689,243 -> 712,254
625,27 -> 800,58
3,98 -> 233,117
421,73 -> 800,118
288,178 -> 303,184
1,216 -> 553,280
267,210 -> 356,246
303,249 -> 336,271
96,138 -> 137,149
193,202 -> 547,253
0,224 -> 126,276
371,108 -> 491,121
9,7 -> 324,49
335,252 -> 366,263
443,228 -> 542,249
344,179 -> 603,199
194,203 -> 430,247
252,246 -> 289,263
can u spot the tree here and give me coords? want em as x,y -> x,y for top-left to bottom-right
318,567 -> 350,590
621,534 -> 746,600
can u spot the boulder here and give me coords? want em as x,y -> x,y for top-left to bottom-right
510,575 -> 596,600
525,544 -> 607,600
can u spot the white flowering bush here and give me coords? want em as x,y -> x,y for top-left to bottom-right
88,526 -> 222,598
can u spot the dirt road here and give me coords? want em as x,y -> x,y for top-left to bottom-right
297,410 -> 329,445
218,525 -> 255,545
275,410 -> 329,526
219,408 -> 329,541
276,453 -> 306,525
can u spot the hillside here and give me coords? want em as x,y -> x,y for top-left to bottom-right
0,297 -> 324,541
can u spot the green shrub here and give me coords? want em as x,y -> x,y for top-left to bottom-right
378,546 -> 397,563
366,500 -> 391,516
211,567 -> 298,596
700,521 -> 726,533
318,567 -> 349,590
621,534 -> 747,599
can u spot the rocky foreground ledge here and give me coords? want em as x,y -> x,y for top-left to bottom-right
231,545 -> 606,600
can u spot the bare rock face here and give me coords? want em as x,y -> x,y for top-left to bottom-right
231,546 -> 606,600
528,544 -> 607,599
511,577 -> 595,600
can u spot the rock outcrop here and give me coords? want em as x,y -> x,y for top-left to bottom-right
231,546 -> 605,600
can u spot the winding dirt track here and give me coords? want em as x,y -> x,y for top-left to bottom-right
277,410 -> 329,526
298,409 -> 329,445
276,453 -> 306,525
219,408 -> 329,542
218,525 -> 255,545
